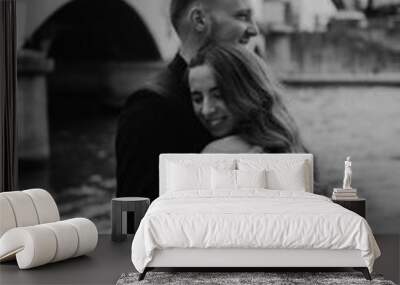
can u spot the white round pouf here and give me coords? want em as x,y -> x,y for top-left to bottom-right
1,192 -> 39,227
42,221 -> 79,262
0,226 -> 57,269
0,195 -> 17,237
23,189 -> 60,223
64,218 -> 98,257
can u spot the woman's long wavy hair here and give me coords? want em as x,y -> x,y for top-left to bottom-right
189,43 -> 306,153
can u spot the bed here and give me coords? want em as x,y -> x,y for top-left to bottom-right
131,154 -> 381,280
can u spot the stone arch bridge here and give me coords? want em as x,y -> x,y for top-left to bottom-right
17,0 -> 179,60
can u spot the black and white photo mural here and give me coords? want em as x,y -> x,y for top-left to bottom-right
17,0 -> 400,234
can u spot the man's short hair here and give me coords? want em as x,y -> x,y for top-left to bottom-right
170,0 -> 199,34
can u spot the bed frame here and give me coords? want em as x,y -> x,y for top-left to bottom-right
139,154 -> 371,280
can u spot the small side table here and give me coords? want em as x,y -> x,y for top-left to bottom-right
332,198 -> 366,218
111,197 -> 150,242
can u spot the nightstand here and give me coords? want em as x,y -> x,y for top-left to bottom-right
332,198 -> 366,218
111,197 -> 150,242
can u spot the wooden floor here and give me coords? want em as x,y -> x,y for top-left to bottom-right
0,235 -> 398,285
374,234 -> 400,284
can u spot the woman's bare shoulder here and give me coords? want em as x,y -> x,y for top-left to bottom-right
202,135 -> 263,153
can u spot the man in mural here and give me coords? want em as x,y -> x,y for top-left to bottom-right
116,0 -> 259,201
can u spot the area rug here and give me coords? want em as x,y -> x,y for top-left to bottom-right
116,272 -> 396,285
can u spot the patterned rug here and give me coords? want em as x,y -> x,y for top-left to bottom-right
116,272 -> 396,285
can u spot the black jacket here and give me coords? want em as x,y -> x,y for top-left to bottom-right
116,54 -> 212,200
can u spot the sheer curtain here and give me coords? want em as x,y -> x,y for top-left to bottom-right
0,0 -> 17,192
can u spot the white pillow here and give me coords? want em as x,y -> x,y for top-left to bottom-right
167,162 -> 210,191
166,159 -> 235,192
237,159 -> 308,192
237,169 -> 268,189
211,168 -> 236,190
211,168 -> 267,190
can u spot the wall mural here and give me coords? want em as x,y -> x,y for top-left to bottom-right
17,0 -> 400,234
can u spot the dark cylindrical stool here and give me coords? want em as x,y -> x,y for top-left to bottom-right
111,197 -> 150,242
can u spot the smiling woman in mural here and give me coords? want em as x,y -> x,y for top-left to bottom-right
188,43 -> 307,153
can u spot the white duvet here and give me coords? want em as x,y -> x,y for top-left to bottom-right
131,190 -> 380,273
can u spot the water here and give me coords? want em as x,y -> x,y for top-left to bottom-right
284,85 -> 400,234
19,82 -> 400,235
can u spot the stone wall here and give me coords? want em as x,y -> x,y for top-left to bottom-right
265,28 -> 400,75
